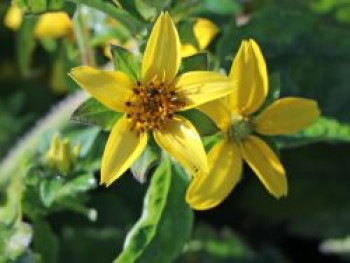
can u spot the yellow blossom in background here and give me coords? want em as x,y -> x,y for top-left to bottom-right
35,12 -> 73,39
181,18 -> 219,57
186,39 -> 320,210
69,12 -> 235,186
4,5 -> 22,30
4,5 -> 73,39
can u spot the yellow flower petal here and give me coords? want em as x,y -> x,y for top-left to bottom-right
229,39 -> 268,115
175,71 -> 235,110
153,115 -> 207,177
141,12 -> 181,84
35,12 -> 73,38
101,116 -> 148,186
4,5 -> 23,30
255,97 -> 320,135
197,98 -> 231,131
193,18 -> 219,50
241,135 -> 287,198
181,44 -> 198,57
186,139 -> 242,210
69,66 -> 134,112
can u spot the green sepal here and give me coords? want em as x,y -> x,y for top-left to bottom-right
111,45 -> 141,81
115,156 -> 194,263
179,108 -> 219,136
70,98 -> 123,131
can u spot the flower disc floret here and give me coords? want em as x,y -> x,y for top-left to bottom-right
125,78 -> 185,133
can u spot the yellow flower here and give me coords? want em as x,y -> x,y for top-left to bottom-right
35,12 -> 73,39
181,18 -> 219,57
186,39 -> 320,210
4,5 -> 73,39
4,5 -> 22,30
69,12 -> 234,186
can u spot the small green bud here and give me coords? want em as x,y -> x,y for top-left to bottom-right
57,138 -> 71,174
45,134 -> 60,168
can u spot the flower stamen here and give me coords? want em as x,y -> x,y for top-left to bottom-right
126,78 -> 185,133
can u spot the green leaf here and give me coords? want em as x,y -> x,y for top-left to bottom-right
33,219 -> 58,263
179,109 -> 219,136
197,0 -> 241,15
170,0 -> 201,21
277,117 -> 350,148
0,222 -> 33,262
39,178 -> 64,207
16,16 -> 37,77
181,52 -> 209,72
71,98 -> 123,131
130,145 -> 160,184
56,172 -> 96,198
67,0 -> 143,34
16,0 -> 75,14
111,45 -> 141,81
134,0 -> 157,21
115,156 -> 194,263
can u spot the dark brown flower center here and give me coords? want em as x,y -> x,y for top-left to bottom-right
125,79 -> 185,133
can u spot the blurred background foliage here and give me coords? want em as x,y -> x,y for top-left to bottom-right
1,0 -> 350,262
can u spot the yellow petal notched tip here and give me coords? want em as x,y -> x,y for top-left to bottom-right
141,11 -> 181,85
186,139 -> 243,210
242,135 -> 288,199
228,39 -> 268,115
101,116 -> 148,186
255,97 -> 321,135
69,66 -> 135,113
153,115 -> 208,177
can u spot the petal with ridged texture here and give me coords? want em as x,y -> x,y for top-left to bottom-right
242,135 -> 288,198
101,116 -> 148,186
255,97 -> 320,135
153,116 -> 207,177
69,66 -> 135,112
186,139 -> 242,210
141,12 -> 181,84
175,71 -> 234,110
228,39 -> 268,115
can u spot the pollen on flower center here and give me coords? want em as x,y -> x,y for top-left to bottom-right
125,78 -> 185,133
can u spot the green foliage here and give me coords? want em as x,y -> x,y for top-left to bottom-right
16,15 -> 37,77
277,117 -> 350,148
33,219 -> 58,263
180,109 -> 218,137
111,45 -> 141,81
181,52 -> 209,72
0,222 -> 33,262
71,98 -> 122,131
131,144 -> 160,183
115,156 -> 193,263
